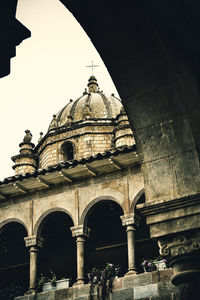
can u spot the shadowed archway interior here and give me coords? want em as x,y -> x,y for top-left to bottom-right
85,201 -> 127,276
38,212 -> 76,283
0,222 -> 29,298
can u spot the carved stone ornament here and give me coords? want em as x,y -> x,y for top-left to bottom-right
120,213 -> 140,228
70,225 -> 91,238
158,234 -> 200,258
24,235 -> 44,248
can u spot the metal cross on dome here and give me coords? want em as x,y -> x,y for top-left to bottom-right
86,61 -> 99,75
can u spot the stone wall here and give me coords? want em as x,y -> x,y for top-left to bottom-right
38,125 -> 115,169
16,269 -> 178,300
0,168 -> 144,236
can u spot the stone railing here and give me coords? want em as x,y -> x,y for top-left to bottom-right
16,269 -> 178,300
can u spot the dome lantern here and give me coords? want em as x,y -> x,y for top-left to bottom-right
87,76 -> 98,93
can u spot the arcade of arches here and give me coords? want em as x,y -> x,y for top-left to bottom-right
0,194 -> 158,296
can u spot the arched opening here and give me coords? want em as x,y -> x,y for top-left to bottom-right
0,222 -> 28,298
61,141 -> 74,161
38,211 -> 76,283
85,201 -> 127,276
135,194 -> 159,272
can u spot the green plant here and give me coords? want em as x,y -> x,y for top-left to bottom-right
141,257 -> 167,272
37,270 -> 57,291
87,263 -> 121,300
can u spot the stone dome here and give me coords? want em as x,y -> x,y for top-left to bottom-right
10,76 -> 135,173
48,76 -> 122,129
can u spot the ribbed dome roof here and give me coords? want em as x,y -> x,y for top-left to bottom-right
49,76 -> 122,129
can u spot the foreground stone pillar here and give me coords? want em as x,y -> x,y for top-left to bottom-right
159,232 -> 200,300
71,225 -> 90,285
121,214 -> 140,275
24,235 -> 44,294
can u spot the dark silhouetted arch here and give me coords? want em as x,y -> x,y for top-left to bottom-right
85,200 -> 127,276
37,211 -> 76,283
61,141 -> 74,161
0,222 -> 29,298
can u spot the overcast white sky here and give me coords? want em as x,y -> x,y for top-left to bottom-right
0,0 -> 119,180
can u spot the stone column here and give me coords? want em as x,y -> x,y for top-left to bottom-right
71,225 -> 90,285
24,235 -> 44,295
121,214 -> 140,275
159,232 -> 200,300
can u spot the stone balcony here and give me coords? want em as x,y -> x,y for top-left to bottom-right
16,269 -> 178,300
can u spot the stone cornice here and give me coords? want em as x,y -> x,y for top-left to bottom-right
136,193 -> 200,217
114,134 -> 134,143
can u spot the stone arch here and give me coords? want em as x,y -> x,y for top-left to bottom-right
33,207 -> 74,237
130,188 -> 145,213
0,218 -> 29,293
80,191 -> 125,226
0,218 -> 28,236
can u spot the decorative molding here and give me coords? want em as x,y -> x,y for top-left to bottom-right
159,234 -> 200,258
24,235 -> 44,248
70,225 -> 90,238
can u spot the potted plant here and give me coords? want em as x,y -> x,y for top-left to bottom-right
154,258 -> 167,271
37,270 -> 71,292
87,263 -> 121,300
141,257 -> 167,272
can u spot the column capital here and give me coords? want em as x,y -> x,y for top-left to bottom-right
70,225 -> 90,238
158,233 -> 200,259
120,213 -> 140,227
24,235 -> 44,248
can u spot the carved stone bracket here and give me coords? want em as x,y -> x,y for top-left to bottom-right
24,235 -> 44,248
120,213 -> 140,228
158,233 -> 200,258
70,225 -> 90,238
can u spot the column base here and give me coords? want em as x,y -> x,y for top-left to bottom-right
73,279 -> 85,286
24,288 -> 36,295
125,269 -> 137,276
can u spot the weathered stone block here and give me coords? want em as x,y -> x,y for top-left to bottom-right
157,282 -> 178,297
122,273 -> 152,289
111,288 -> 133,300
151,295 -> 171,300
55,288 -> 74,300
152,269 -> 173,284
74,284 -> 90,298
133,283 -> 158,299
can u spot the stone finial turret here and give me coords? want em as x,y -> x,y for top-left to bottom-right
12,130 -> 37,175
49,115 -> 58,130
38,132 -> 43,143
114,108 -> 135,148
